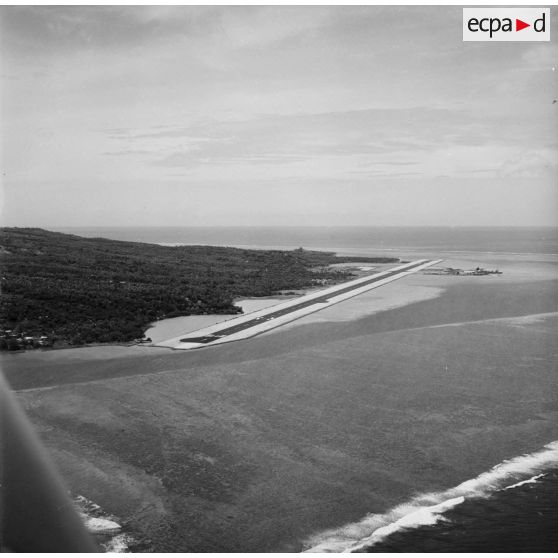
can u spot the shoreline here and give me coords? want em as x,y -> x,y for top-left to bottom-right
4,246 -> 555,355
3,271 -> 558,388
156,260 -> 439,350
4,228 -> 393,351
12,295 -> 558,551
4,251 -> 558,552
303,440 -> 558,552
7,260 -> 399,352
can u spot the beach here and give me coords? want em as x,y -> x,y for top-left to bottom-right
2,248 -> 558,552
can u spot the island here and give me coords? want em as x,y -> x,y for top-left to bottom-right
0,228 -> 398,350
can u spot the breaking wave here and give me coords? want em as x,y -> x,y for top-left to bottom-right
504,473 -> 546,490
75,494 -> 136,552
304,441 -> 558,553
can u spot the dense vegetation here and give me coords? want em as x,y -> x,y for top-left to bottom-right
0,228 -> 398,348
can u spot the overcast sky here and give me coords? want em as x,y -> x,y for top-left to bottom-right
1,5 -> 557,227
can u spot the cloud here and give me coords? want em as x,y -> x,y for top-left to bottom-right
103,106 -> 556,182
2,6 -> 557,225
499,148 -> 558,178
0,6 -> 333,56
104,108 -> 472,168
520,44 -> 558,71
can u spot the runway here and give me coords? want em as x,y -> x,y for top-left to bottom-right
156,259 -> 441,350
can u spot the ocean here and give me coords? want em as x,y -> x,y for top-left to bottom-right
44,226 -> 558,552
365,470 -> 558,553
55,226 -> 558,256
305,442 -> 558,553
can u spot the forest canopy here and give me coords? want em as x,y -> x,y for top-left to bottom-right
0,228 -> 398,347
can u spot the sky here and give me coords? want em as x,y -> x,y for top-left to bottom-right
1,5 -> 557,227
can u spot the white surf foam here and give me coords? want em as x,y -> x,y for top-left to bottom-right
75,494 -> 134,552
343,496 -> 465,553
82,516 -> 121,533
102,533 -> 136,552
504,473 -> 546,490
304,441 -> 558,553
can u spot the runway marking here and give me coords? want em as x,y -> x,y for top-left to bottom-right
157,259 -> 442,350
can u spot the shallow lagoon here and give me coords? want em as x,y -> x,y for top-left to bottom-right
144,297 -> 287,343
4,249 -> 558,552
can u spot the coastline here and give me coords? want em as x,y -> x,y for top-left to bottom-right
3,251 -> 558,552
3,228 -> 380,351
4,1 -> 557,550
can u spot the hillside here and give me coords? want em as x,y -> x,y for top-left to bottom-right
0,228 -> 397,347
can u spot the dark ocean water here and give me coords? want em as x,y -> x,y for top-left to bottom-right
363,471 -> 558,553
55,226 -> 558,256
305,442 -> 558,553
